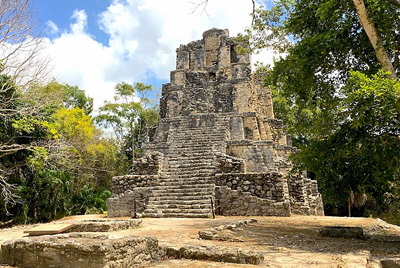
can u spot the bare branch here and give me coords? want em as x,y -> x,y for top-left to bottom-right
190,0 -> 209,15
252,0 -> 256,25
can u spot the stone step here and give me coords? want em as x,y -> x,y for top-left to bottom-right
148,199 -> 212,205
143,207 -> 211,214
169,137 -> 225,142
173,128 -> 228,133
150,184 -> 214,190
172,131 -> 226,135
150,187 -> 213,195
170,143 -> 224,150
148,194 -> 212,201
166,152 -> 217,157
166,159 -> 215,164
151,189 -> 213,200
155,179 -> 215,184
172,127 -> 228,131
155,179 -> 215,186
168,142 -> 225,147
160,175 -> 214,180
157,175 -> 215,181
145,203 -> 212,210
164,168 -> 215,173
166,157 -> 214,162
172,136 -> 226,140
166,156 -> 215,160
142,212 -> 211,218
161,174 -> 214,179
166,163 -> 213,169
163,169 -> 213,175
170,138 -> 225,142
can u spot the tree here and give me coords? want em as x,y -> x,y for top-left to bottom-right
242,0 -> 399,138
236,0 -> 400,216
0,0 -> 50,214
0,78 -> 123,223
291,71 -> 400,216
96,82 -> 158,167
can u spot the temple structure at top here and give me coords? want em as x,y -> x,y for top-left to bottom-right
108,28 -> 324,218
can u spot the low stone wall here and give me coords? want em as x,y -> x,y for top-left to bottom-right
111,175 -> 159,196
1,233 -> 160,268
215,186 -> 291,216
215,172 -> 289,202
108,188 -> 153,218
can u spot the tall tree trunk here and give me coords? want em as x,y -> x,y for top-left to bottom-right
352,0 -> 397,79
131,122 -> 135,167
348,196 -> 352,217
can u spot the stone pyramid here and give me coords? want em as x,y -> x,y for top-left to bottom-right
108,29 -> 324,218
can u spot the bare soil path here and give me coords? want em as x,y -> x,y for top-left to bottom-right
1,215 -> 400,267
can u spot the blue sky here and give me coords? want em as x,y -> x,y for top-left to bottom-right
35,0 -> 110,45
32,0 -> 277,111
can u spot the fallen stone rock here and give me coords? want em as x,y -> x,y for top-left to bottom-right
67,219 -> 142,232
162,244 -> 263,265
24,223 -> 75,236
320,226 -> 365,239
381,258 -> 400,268
198,219 -> 257,242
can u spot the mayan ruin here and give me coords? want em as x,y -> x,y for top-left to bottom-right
107,28 -> 324,218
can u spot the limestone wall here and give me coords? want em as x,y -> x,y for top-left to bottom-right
227,141 -> 270,173
132,152 -> 164,175
215,173 -> 289,202
109,175 -> 158,217
215,152 -> 245,173
111,175 -> 159,195
108,188 -> 153,218
215,186 -> 291,216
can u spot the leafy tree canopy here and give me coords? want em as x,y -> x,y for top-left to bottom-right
240,0 -> 400,216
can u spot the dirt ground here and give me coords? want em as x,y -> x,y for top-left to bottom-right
1,215 -> 400,267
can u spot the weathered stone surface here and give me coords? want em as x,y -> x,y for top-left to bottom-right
24,223 -> 75,236
108,28 -> 324,218
68,219 -> 142,232
320,226 -> 366,239
1,233 -> 160,268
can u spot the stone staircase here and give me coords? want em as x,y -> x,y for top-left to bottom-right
142,116 -> 229,218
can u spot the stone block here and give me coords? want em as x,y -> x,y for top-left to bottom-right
1,234 -> 160,268
320,226 -> 365,239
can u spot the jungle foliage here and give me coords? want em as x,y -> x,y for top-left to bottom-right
245,0 -> 400,218
0,79 -> 130,224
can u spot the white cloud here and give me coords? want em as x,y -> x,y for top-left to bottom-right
45,20 -> 59,34
42,0 -> 278,111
